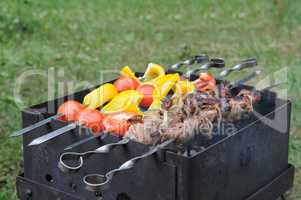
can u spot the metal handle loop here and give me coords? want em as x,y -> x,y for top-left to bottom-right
58,138 -> 130,173
83,139 -> 175,192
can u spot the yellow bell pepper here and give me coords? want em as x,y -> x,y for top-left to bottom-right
148,98 -> 162,110
150,73 -> 180,100
83,83 -> 118,109
173,80 -> 195,97
171,79 -> 195,105
120,66 -> 141,84
143,63 -> 165,81
101,90 -> 143,115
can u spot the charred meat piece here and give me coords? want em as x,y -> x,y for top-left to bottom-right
125,110 -> 163,145
125,123 -> 161,145
161,116 -> 213,143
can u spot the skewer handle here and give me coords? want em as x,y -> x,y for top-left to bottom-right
171,55 -> 209,70
185,58 -> 225,78
232,70 -> 262,88
219,58 -> 257,77
83,139 -> 175,192
58,138 -> 130,173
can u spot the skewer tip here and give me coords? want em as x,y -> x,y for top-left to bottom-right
64,146 -> 72,151
28,139 -> 41,146
10,132 -> 19,137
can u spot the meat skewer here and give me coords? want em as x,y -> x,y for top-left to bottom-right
58,87 -> 219,173
62,70 -> 218,150
63,60 -> 258,151
58,71 -> 263,175
81,73 -> 267,192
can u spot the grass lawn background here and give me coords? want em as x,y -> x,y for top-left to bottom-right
0,0 -> 300,199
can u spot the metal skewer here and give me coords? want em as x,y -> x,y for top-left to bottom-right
64,133 -> 106,151
170,54 -> 209,70
28,122 -> 79,146
83,139 -> 175,192
218,58 -> 257,78
231,69 -> 262,89
10,113 -> 63,137
184,58 -> 225,79
58,138 -> 130,173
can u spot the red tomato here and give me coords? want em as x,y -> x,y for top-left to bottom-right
114,76 -> 140,92
103,112 -> 137,136
57,100 -> 85,122
199,73 -> 216,85
77,109 -> 105,133
103,117 -> 130,136
136,84 -> 155,108
195,73 -> 216,93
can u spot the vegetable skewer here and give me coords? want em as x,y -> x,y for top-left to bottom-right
28,108 -> 105,146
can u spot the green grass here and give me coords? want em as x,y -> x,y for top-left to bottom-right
0,0 -> 300,199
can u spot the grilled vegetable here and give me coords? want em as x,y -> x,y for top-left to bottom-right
83,83 -> 118,109
114,76 -> 140,92
149,73 -> 180,99
11,100 -> 85,137
137,84 -> 156,108
137,74 -> 180,108
120,66 -> 141,83
148,98 -> 162,110
28,108 -> 106,146
103,112 -> 141,136
77,109 -> 106,133
143,63 -> 165,81
173,80 -> 195,96
57,100 -> 86,122
194,72 -> 216,94
156,74 -> 180,100
101,90 -> 143,115
199,72 -> 216,83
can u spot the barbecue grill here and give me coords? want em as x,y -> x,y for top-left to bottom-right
15,71 -> 294,200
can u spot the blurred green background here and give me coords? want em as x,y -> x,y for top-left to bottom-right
0,0 -> 300,199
